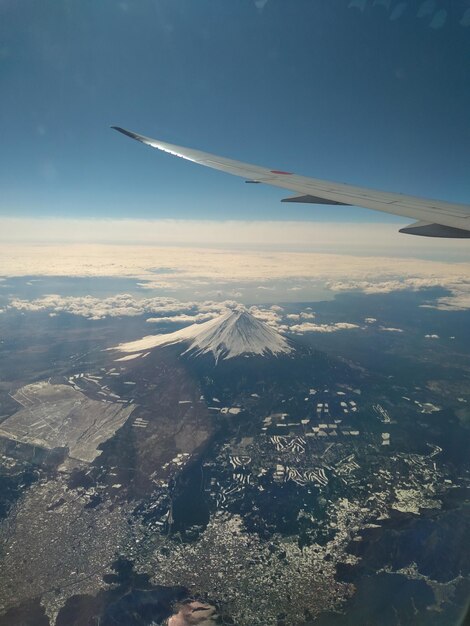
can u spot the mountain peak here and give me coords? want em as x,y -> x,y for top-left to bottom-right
114,307 -> 293,363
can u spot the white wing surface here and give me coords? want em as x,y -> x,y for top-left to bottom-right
112,127 -> 470,238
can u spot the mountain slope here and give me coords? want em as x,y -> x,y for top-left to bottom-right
114,308 -> 293,363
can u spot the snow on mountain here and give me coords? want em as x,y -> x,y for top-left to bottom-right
114,307 -> 293,363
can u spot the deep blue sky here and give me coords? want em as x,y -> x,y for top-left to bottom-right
1,0 -> 470,222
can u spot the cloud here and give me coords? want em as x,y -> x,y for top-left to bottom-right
348,0 -> 367,12
7,294 -> 234,321
1,293 -> 445,352
146,312 -> 218,324
248,305 -> 283,326
429,8 -> 447,29
289,322 -> 360,334
286,312 -> 316,321
421,293 -> 470,311
328,276 -> 470,311
461,8 -> 470,27
254,0 -> 269,10
6,295 -> 368,342
2,237 -> 470,311
2,240 -> 469,284
379,326 -> 404,332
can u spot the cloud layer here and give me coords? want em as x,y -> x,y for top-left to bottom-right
2,240 -> 470,310
5,295 -> 373,338
8,294 -> 233,322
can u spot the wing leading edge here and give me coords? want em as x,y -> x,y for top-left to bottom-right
111,126 -> 470,238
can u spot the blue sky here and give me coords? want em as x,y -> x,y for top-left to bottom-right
1,0 -> 470,223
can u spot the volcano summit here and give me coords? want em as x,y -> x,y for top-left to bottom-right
114,308 -> 293,363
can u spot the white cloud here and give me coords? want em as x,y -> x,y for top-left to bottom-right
1,241 -> 468,285
328,276 -> 470,311
249,305 -> 283,327
2,235 -> 470,312
364,317 -> 377,323
5,296 -> 337,333
7,294 -> 234,321
421,293 -> 470,311
286,312 -> 316,321
146,312 -> 218,324
289,322 -> 360,334
424,334 -> 440,339
379,326 -> 404,333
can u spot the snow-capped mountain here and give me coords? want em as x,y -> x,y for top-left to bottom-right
114,308 -> 293,363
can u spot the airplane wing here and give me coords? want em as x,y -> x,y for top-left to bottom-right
112,126 -> 470,238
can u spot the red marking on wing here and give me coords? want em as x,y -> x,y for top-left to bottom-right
270,170 -> 293,175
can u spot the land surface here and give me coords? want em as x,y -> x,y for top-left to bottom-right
0,289 -> 468,625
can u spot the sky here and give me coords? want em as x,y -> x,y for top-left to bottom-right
1,0 -> 470,231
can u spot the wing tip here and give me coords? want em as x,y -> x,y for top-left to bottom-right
111,126 -> 144,142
